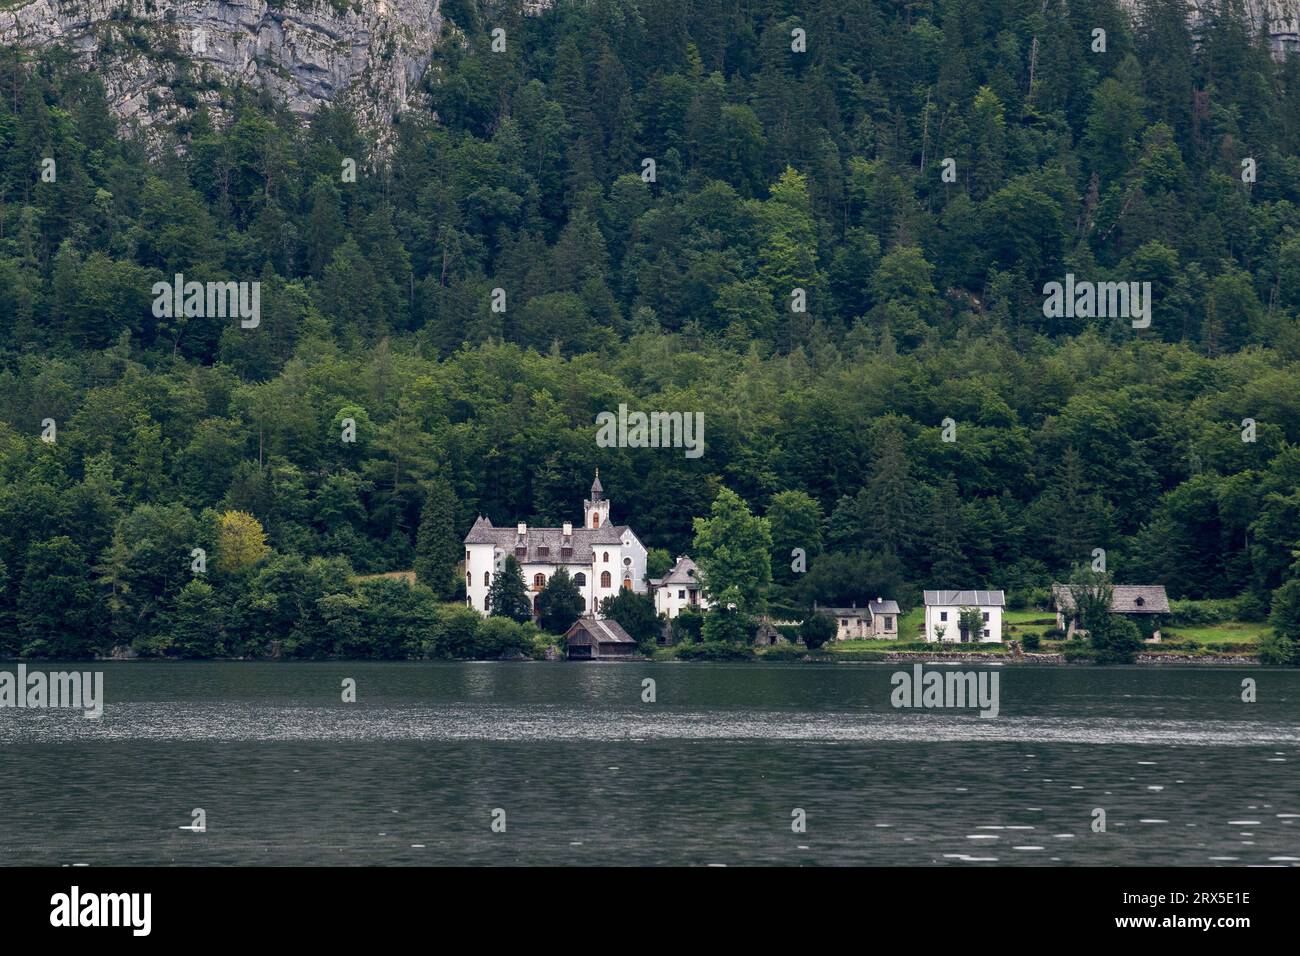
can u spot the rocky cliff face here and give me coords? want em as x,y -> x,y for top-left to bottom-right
1121,0 -> 1300,56
0,0 -> 443,151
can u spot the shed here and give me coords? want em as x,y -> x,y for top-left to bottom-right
564,617 -> 639,660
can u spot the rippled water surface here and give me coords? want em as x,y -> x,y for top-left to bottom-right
1,662 -> 1297,865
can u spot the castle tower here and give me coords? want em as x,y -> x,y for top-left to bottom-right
584,469 -> 610,529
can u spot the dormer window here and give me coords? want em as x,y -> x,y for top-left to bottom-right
1134,596 -> 1145,607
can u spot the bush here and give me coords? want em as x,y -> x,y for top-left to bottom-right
701,606 -> 750,644
759,644 -> 807,661
670,607 -> 704,644
1091,614 -> 1143,664
1010,586 -> 1050,611
800,610 -> 838,649
1168,599 -> 1231,627
1062,644 -> 1096,662
1021,632 -> 1041,650
1258,632 -> 1296,665
1233,591 -> 1269,623
1043,627 -> 1066,640
473,616 -> 536,659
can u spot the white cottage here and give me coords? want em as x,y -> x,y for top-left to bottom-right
463,472 -> 648,619
651,555 -> 712,618
923,590 -> 1005,643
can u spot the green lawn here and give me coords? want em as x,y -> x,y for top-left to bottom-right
1160,622 -> 1266,645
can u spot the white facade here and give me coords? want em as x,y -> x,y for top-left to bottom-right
463,474 -> 648,620
651,555 -> 711,618
923,590 -> 1005,643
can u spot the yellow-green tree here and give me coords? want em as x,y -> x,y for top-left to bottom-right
215,510 -> 270,574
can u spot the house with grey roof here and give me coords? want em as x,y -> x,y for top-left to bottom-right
463,472 -> 648,620
650,554 -> 712,619
816,598 -> 901,640
923,590 -> 1006,643
1051,584 -> 1170,641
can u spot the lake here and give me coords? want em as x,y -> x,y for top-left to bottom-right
1,661 -> 1298,866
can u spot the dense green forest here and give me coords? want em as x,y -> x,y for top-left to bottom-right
2,0 -> 1300,659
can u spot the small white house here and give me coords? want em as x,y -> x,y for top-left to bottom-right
923,590 -> 1005,643
651,555 -> 712,618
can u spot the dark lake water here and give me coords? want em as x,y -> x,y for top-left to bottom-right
1,661 -> 1298,866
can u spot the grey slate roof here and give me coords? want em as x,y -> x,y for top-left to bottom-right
464,516 -> 625,562
1051,584 -> 1170,614
564,617 -> 636,645
923,590 -> 1006,606
653,555 -> 702,588
822,599 -> 901,618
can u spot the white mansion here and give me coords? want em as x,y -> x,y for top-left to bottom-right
464,473 -> 649,617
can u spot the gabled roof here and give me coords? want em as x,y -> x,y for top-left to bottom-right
924,590 -> 1005,606
654,555 -> 701,587
564,617 -> 636,645
821,599 -> 901,617
1051,584 -> 1170,614
463,516 -> 625,557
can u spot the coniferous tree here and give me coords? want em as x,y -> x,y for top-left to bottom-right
537,566 -> 585,634
414,478 -> 461,598
487,555 -> 532,623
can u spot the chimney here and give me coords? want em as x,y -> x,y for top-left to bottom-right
517,523 -> 527,536
876,596 -> 883,603
562,522 -> 572,536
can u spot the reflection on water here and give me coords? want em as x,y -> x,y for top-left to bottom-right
0,662 -> 1297,866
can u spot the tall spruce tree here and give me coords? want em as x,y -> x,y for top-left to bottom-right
537,566 -> 584,634
414,478 -> 460,598
487,555 -> 532,623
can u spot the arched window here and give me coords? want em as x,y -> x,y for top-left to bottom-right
592,513 -> 601,528
484,571 -> 490,586
600,571 -> 612,588
574,572 -> 586,588
466,572 -> 472,588
622,576 -> 632,590
603,552 -> 610,563
533,573 -> 546,590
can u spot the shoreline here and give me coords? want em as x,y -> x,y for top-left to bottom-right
0,653 -> 1265,666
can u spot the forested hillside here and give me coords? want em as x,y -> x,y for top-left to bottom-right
3,0 -> 1300,658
